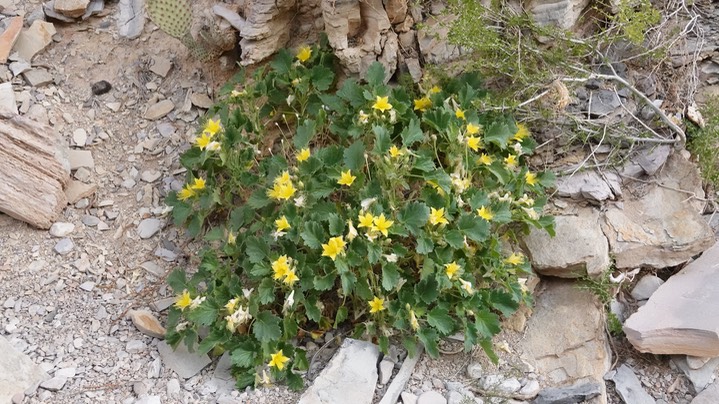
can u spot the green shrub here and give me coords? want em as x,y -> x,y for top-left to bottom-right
687,97 -> 719,190
164,38 -> 555,389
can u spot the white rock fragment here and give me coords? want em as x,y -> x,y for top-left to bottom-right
49,222 -> 75,237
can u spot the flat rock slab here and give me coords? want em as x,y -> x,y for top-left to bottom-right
13,20 -> 56,62
519,280 -> 610,400
556,170 -> 619,202
522,207 -> 609,278
157,340 -> 211,379
692,380 -> 719,404
609,365 -> 655,404
298,338 -> 379,404
602,153 -> 715,269
624,241 -> 719,356
0,335 -> 48,402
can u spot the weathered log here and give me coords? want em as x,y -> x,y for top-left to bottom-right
0,111 -> 70,229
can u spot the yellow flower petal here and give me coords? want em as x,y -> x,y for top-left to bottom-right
372,96 -> 393,112
297,148 -> 311,162
178,186 -> 195,201
275,216 -> 291,232
466,136 -> 482,152
369,296 -> 385,313
337,170 -> 356,186
413,96 -> 432,112
466,123 -> 481,135
505,253 -> 524,266
296,46 -> 312,63
514,123 -> 530,141
477,206 -> 493,221
455,109 -> 465,120
190,177 -> 206,191
525,171 -> 538,186
429,207 -> 449,226
372,214 -> 393,237
358,212 -> 375,229
269,350 -> 290,370
203,119 -> 222,136
389,145 -> 403,158
175,290 -> 192,310
321,236 -> 347,261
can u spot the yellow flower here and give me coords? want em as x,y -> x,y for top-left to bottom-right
505,154 -> 518,169
227,231 -> 236,245
389,145 -> 403,158
296,46 -> 312,63
427,180 -> 445,196
369,296 -> 385,313
455,109 -> 465,120
272,255 -> 290,280
466,136 -> 482,152
194,132 -> 213,150
175,290 -> 192,310
514,123 -> 530,141
283,270 -> 299,285
297,148 -> 311,162
413,96 -> 432,112
267,182 -> 297,201
429,207 -> 449,226
372,96 -> 392,112
372,214 -> 393,237
291,78 -> 301,86
429,85 -> 441,94
178,186 -> 195,201
478,153 -> 494,166
409,309 -> 419,330
321,236 -> 347,261
225,297 -> 239,313
275,216 -> 291,232
525,171 -> 538,186
445,262 -> 461,279
466,123 -> 481,135
337,170 -> 356,186
190,177 -> 206,191
505,253 -> 525,266
269,350 -> 290,370
477,206 -> 493,221
357,212 -> 375,229
203,119 -> 222,136
275,171 -> 292,186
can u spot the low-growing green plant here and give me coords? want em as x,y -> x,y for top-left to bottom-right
687,96 -> 719,191
165,38 -> 555,389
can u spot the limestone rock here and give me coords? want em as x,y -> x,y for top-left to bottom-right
522,207 -> 610,278
67,150 -> 94,170
117,0 -> 145,39
54,0 -> 90,18
672,356 -> 719,392
144,99 -> 174,121
624,242 -> 719,356
589,89 -> 621,117
0,335 -> 48,402
13,20 -> 56,62
527,0 -> 590,30
0,17 -> 23,63
602,153 -> 715,269
556,170 -> 618,202
630,275 -> 664,301
417,15 -> 461,65
65,180 -> 97,204
322,0 -> 361,52
299,338 -> 379,404
533,382 -> 602,404
0,82 -> 17,115
384,0 -> 407,24
157,340 -> 211,379
416,390 -> 446,404
129,309 -> 166,339
519,280 -> 610,403
239,0 -> 295,66
608,365 -> 655,404
692,380 -> 719,404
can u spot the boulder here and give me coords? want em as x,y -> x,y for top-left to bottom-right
239,0 -> 295,65
624,242 -> 719,356
522,207 -> 610,278
602,153 -> 715,269
417,15 -> 461,65
527,0 -> 590,30
556,170 -> 620,203
519,280 -> 610,404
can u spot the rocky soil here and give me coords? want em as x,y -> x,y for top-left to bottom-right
2,0 -> 719,404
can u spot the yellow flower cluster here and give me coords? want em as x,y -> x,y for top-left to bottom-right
272,255 -> 299,285
357,212 -> 393,239
321,236 -> 347,261
194,119 -> 222,151
178,177 -> 207,201
268,171 -> 297,201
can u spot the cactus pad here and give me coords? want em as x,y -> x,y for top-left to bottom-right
146,0 -> 192,39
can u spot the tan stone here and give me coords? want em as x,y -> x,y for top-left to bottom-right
624,241 -> 719,356
129,309 -> 166,339
64,180 -> 97,204
12,20 -> 56,62
54,0 -> 90,18
0,17 -> 23,64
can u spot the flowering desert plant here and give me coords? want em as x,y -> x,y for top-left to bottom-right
165,38 -> 555,389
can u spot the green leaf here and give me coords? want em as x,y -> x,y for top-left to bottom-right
327,214 -> 345,236
457,214 -> 489,243
186,301 -> 217,326
235,372 -> 256,390
270,49 -> 293,75
287,371 -> 304,390
313,273 -> 336,291
399,202 -> 429,235
245,236 -> 269,264
475,310 -> 501,338
335,306 -> 348,327
418,328 -> 439,358
416,235 -> 434,254
166,269 -> 187,292
171,200 -> 192,225
444,230 -> 465,249
197,328 -> 227,355
204,226 -> 224,242
422,109 -> 451,132
373,125 -> 390,154
294,119 -> 316,149
231,343 -> 257,368
343,140 -> 366,171
367,242 -> 382,264
337,79 -> 365,108
247,190 -> 271,209
485,162 -> 510,184
416,278 -> 439,304
305,297 -> 321,323
427,307 -> 455,335
187,215 -> 202,238
284,315 -> 299,339
401,118 -> 424,146
310,65 -> 334,91
340,271 -> 357,295
253,311 -> 282,343
300,221 -> 325,249
381,263 -> 401,291
413,155 -> 435,172
258,278 -> 276,304
490,290 -> 520,317
479,338 -> 499,364
366,62 -> 386,86
484,120 -> 513,148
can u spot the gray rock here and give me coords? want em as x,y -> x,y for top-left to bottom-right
9,61 -> 30,78
65,180 -> 97,204
417,390 -> 447,404
13,20 -> 56,62
150,56 -> 172,78
533,382 -> 602,404
624,242 -> 719,356
133,381 -> 148,396
0,82 -> 17,114
672,356 -> 719,392
54,238 -> 74,255
40,376 -> 67,391
630,275 -> 664,301
126,339 -> 146,353
636,145 -> 671,176
72,128 -> 88,147
609,365 -> 655,404
117,0 -> 145,39
479,375 -> 521,394
212,4 -> 246,32
144,99 -> 174,120
137,218 -> 162,239
401,391 -> 418,404
190,93 -> 213,109
155,247 -> 178,262
588,89 -> 622,116
519,280 -> 610,398
140,170 -> 161,183
687,356 -> 712,370
556,170 -> 615,202
67,150 -> 94,170
157,340 -> 211,379
299,338 -> 379,404
603,153 -> 714,269
522,207 -> 610,278
49,222 -> 75,237
79,281 -> 95,291
81,215 -> 100,227
135,395 -> 161,404
239,0 -> 294,66
692,380 -> 719,404
379,359 -> 394,385
141,261 -> 165,277
54,0 -> 90,18
377,345 -> 423,404
528,0 -> 589,30
22,68 -> 53,87
166,378 -> 181,397
446,391 -> 471,404
81,0 -> 104,19
467,363 -> 482,379
0,336 -> 48,402
520,380 -> 540,397
417,15 -> 461,65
